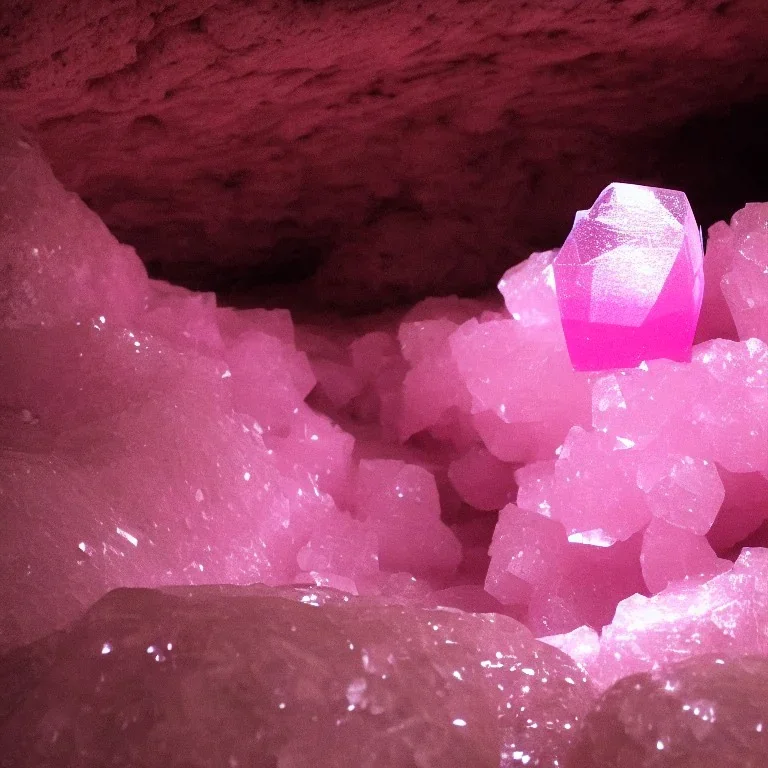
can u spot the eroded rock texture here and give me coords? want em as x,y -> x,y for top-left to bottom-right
0,586 -> 596,768
568,655 -> 768,767
2,0 -> 768,309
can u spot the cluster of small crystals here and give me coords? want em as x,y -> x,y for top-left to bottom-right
2,121 -> 768,764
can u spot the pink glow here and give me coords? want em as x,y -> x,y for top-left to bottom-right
554,183 -> 705,371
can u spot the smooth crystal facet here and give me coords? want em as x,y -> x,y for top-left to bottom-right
554,183 -> 705,371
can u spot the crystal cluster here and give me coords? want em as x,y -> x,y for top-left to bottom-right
2,121 -> 768,765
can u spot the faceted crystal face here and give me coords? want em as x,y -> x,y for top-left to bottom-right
554,183 -> 704,371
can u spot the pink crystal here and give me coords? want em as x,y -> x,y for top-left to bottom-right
554,182 -> 704,371
707,469 -> 768,551
592,548 -> 768,690
640,518 -> 730,594
447,445 -> 517,511
450,315 -> 591,460
353,459 -> 462,578
637,454 -> 724,535
718,202 -> 768,344
486,505 -> 645,635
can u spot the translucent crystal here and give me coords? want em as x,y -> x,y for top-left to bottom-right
554,183 -> 704,371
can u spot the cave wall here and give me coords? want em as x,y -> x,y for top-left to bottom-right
2,0 -> 768,311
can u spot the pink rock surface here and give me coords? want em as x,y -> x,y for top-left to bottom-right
4,119 -> 768,752
568,654 -> 768,767
0,124 -> 148,328
0,586 -> 596,768
0,320 -> 373,650
554,183 -> 704,371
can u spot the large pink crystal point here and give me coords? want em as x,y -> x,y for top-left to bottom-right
568,655 -> 768,768
554,182 -> 704,371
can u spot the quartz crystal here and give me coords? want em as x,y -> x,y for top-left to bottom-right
553,183 -> 704,371
0,587 -> 595,768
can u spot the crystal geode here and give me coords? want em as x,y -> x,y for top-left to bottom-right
2,119 -> 768,767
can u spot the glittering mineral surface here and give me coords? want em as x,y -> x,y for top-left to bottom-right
2,118 -> 768,766
0,586 -> 595,768
567,654 -> 768,767
553,183 -> 704,371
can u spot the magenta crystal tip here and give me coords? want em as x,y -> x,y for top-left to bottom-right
553,182 -> 705,371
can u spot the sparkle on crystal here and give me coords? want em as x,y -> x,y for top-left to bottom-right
553,182 -> 705,371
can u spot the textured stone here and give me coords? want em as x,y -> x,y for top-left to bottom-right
3,1 -> 768,308
567,655 -> 768,767
554,183 -> 704,370
0,586 -> 596,768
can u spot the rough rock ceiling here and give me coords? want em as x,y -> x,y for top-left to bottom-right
2,0 -> 768,311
